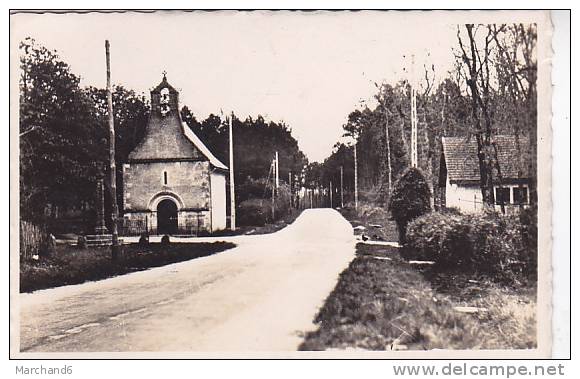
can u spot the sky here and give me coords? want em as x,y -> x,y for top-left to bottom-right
11,11 -> 460,162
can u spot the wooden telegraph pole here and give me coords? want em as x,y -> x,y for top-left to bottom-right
105,40 -> 120,259
354,143 -> 359,210
228,113 -> 236,230
384,106 -> 393,195
271,159 -> 276,220
275,151 -> 279,191
410,54 -> 418,168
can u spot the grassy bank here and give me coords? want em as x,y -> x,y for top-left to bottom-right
20,242 -> 235,293
300,205 -> 536,351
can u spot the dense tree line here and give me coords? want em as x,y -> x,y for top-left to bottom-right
19,38 -> 307,229
180,108 -> 308,205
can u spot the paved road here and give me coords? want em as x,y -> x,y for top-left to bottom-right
18,209 -> 355,353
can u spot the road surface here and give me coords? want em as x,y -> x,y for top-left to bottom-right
18,209 -> 355,353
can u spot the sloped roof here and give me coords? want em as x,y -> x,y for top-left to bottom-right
182,123 -> 228,170
442,135 -> 528,183
128,76 -> 228,171
128,120 -> 228,171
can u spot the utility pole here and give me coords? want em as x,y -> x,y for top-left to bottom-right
275,151 -> 279,191
340,165 -> 344,208
228,113 -> 236,230
354,143 -> 359,211
384,105 -> 393,195
271,159 -> 275,220
410,54 -> 418,168
105,40 -> 120,260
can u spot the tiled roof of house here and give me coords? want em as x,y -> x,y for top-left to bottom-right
442,135 -> 528,183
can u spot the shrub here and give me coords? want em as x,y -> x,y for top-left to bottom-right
405,212 -> 471,266
237,185 -> 293,227
237,177 -> 271,203
160,235 -> 170,245
237,199 -> 271,226
470,212 -> 536,281
388,168 -> 432,243
468,212 -> 509,272
405,210 -> 537,281
518,207 -> 538,278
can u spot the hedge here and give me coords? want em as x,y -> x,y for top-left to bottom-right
405,210 -> 537,280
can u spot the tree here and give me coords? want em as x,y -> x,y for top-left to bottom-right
86,85 -> 150,215
454,23 -> 537,213
19,38 -> 105,221
181,110 -> 308,207
388,167 -> 432,243
456,24 -> 505,209
375,83 -> 393,197
491,24 -> 538,210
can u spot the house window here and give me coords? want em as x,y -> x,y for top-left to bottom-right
495,187 -> 511,205
163,171 -> 168,185
513,187 -> 529,204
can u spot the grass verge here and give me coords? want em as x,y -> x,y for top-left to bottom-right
300,205 -> 536,351
20,242 -> 235,293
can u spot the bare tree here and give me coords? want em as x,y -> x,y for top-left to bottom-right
492,24 -> 538,210
376,84 -> 393,197
456,24 -> 507,211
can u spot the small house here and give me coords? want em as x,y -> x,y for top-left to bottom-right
439,135 -> 530,213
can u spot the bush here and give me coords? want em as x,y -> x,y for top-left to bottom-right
237,177 -> 271,203
237,199 -> 271,226
518,207 -> 538,278
388,168 -> 432,243
405,212 -> 471,266
405,210 -> 537,281
237,185 -> 293,227
470,212 -> 536,281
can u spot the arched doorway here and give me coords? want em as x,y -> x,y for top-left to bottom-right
157,199 -> 178,234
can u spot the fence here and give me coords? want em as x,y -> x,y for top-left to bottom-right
20,221 -> 48,260
456,197 -> 529,215
119,217 -> 207,236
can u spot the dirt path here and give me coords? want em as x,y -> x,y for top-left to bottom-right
17,209 -> 355,354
